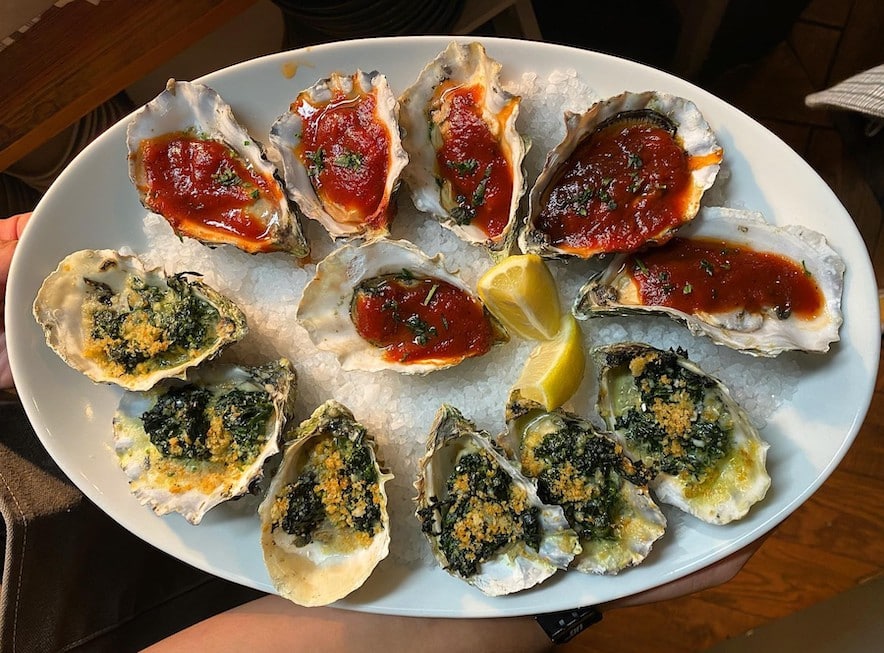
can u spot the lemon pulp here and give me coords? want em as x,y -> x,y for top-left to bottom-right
514,313 -> 586,410
477,253 -> 561,341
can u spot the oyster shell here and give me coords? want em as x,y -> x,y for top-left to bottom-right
519,90 -> 722,259
127,78 -> 309,257
399,41 -> 528,258
112,359 -> 297,525
268,70 -> 408,241
258,400 -> 392,607
573,206 -> 845,357
415,404 -> 580,596
503,391 -> 666,574
33,249 -> 247,391
297,238 -> 508,374
593,342 -> 770,524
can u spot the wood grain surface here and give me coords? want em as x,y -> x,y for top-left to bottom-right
0,0 -> 256,172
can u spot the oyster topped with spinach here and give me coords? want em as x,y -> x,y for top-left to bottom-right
33,249 -> 247,390
112,359 -> 297,524
503,391 -> 666,574
594,342 -> 770,524
259,400 -> 392,607
415,404 -> 580,596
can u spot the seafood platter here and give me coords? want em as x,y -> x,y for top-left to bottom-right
7,36 -> 879,617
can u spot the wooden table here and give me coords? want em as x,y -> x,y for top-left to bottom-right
0,0 -> 257,172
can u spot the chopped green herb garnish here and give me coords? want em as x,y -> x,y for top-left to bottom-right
404,315 -> 437,346
471,165 -> 492,208
422,284 -> 439,306
305,148 -> 325,177
447,158 -> 479,175
212,165 -> 240,187
334,151 -> 364,170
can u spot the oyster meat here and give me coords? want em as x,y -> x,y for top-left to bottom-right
112,359 -> 297,524
127,78 -> 309,257
503,391 -> 666,575
33,249 -> 247,391
415,404 -> 580,596
573,206 -> 845,356
297,238 -> 508,374
258,400 -> 392,607
399,41 -> 528,258
593,342 -> 770,524
520,90 -> 722,259
269,70 -> 408,241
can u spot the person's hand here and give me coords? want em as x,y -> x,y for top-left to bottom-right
599,534 -> 768,611
1,212 -> 32,389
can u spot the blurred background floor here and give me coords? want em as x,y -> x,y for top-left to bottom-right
1,1 -> 882,651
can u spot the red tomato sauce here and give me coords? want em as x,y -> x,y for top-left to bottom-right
138,133 -> 282,249
627,237 -> 824,319
536,118 -> 709,257
434,83 -> 515,240
351,273 -> 495,364
294,86 -> 390,228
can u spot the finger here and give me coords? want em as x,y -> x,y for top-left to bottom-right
0,333 -> 12,390
0,212 -> 32,240
600,536 -> 768,610
0,240 -> 16,291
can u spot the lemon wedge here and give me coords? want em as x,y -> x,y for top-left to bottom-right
477,253 -> 562,341
514,313 -> 586,410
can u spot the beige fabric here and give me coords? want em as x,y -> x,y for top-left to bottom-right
0,397 -> 263,652
805,64 -> 884,119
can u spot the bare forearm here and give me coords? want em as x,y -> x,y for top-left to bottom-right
142,595 -> 554,653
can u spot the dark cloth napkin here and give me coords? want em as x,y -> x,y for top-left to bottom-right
0,394 -> 263,653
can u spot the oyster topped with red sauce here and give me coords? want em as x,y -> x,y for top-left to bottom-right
127,79 -> 309,257
297,239 -> 508,374
399,41 -> 528,258
520,90 -> 722,259
269,70 -> 408,242
573,207 -> 845,357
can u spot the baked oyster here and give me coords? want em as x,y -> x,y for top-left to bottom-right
573,207 -> 845,357
112,359 -> 297,524
269,70 -> 408,241
399,41 -> 528,258
127,78 -> 309,257
503,391 -> 666,574
33,249 -> 247,391
259,401 -> 392,607
593,342 -> 771,524
415,404 -> 580,596
520,90 -> 722,259
297,238 -> 508,374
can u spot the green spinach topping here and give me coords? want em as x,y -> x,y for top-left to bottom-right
524,423 -> 629,542
86,273 -> 218,374
612,348 -> 732,479
419,448 -> 541,578
141,384 -> 273,462
215,389 -> 275,459
143,386 -> 212,459
277,472 -> 325,547
273,425 -> 382,547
